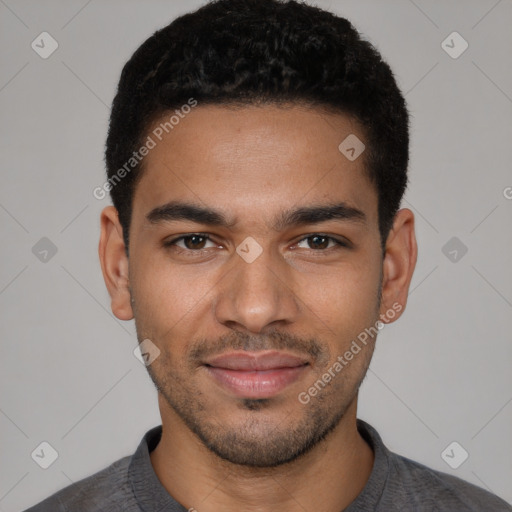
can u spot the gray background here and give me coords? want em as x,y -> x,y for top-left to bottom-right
1,0 -> 511,510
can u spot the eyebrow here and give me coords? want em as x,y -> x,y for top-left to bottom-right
146,200 -> 366,230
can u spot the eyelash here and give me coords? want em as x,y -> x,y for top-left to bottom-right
163,233 -> 350,253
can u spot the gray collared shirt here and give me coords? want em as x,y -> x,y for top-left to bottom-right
24,419 -> 512,511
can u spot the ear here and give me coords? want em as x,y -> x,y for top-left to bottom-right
379,208 -> 417,323
98,206 -> 134,321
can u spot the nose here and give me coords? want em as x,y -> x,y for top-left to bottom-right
213,243 -> 300,334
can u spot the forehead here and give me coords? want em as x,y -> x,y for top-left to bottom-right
132,104 -> 378,231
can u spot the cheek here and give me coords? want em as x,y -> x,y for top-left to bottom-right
294,256 -> 381,336
131,258 -> 214,339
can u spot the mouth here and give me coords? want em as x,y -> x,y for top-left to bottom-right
202,350 -> 310,399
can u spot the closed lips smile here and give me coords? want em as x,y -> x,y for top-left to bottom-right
203,350 -> 310,399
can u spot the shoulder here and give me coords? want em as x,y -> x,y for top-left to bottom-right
22,455 -> 136,512
385,451 -> 512,511
354,420 -> 512,512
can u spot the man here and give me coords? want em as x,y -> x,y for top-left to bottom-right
25,0 -> 512,510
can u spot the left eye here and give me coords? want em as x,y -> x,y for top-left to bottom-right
296,235 -> 346,250
165,234 -> 217,250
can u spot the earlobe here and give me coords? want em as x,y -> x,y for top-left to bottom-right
379,208 -> 417,323
98,206 -> 134,321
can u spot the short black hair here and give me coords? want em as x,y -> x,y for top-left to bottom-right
105,0 -> 409,252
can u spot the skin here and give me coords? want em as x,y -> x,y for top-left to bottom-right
99,104 -> 417,512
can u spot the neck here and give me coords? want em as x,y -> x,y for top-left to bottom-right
150,396 -> 374,512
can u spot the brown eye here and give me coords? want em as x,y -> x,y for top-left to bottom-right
164,234 -> 216,251
296,235 -> 347,250
182,235 -> 208,249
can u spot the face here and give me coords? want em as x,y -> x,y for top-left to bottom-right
100,104 -> 416,467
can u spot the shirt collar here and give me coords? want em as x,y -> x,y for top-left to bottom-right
128,425 -> 187,512
345,419 -> 390,510
128,419 -> 389,511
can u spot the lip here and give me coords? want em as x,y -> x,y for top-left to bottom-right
204,350 -> 309,371
203,350 -> 309,399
